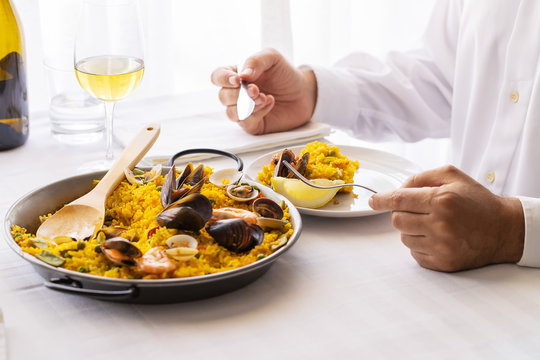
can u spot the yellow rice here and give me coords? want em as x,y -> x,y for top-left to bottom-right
11,165 -> 293,280
258,141 -> 360,193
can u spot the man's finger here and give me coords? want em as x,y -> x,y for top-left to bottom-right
391,211 -> 430,235
401,234 -> 431,252
369,187 -> 436,213
211,66 -> 239,88
240,48 -> 284,83
218,88 -> 240,106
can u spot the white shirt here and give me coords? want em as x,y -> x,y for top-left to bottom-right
310,0 -> 540,267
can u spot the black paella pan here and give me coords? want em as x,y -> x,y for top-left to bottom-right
3,149 -> 302,303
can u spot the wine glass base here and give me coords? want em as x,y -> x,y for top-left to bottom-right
76,158 -> 116,174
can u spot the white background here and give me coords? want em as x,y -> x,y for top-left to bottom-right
12,0 -> 436,115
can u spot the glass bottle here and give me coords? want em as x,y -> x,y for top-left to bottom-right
0,0 -> 29,150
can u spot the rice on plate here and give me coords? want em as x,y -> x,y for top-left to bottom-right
257,141 -> 360,208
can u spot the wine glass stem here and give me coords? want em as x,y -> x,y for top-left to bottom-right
104,101 -> 116,161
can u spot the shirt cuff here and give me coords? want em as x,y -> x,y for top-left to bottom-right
516,196 -> 540,267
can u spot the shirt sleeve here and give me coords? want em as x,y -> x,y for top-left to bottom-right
516,197 -> 540,267
310,0 -> 462,142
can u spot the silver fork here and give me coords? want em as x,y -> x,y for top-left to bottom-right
282,160 -> 377,194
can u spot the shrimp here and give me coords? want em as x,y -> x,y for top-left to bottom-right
138,246 -> 176,274
211,207 -> 258,224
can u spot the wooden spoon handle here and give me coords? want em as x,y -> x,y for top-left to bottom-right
73,124 -> 161,206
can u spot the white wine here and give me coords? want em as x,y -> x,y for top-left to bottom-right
75,56 -> 144,102
0,0 -> 29,150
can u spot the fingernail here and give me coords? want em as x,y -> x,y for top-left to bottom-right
228,76 -> 237,85
368,196 -> 374,208
240,68 -> 253,76
254,97 -> 263,105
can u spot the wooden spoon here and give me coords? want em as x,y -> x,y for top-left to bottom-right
36,124 -> 160,242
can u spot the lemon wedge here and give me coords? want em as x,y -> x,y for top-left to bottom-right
271,177 -> 344,209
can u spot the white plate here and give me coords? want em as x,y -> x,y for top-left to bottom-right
245,145 -> 422,217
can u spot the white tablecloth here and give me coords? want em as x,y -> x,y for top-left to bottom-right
1,97 -> 539,360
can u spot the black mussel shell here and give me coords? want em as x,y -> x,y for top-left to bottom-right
252,198 -> 284,219
157,193 -> 213,231
295,152 -> 309,177
161,164 -> 176,208
205,218 -> 264,253
175,163 -> 193,189
100,237 -> 142,266
183,163 -> 205,186
274,149 -> 296,178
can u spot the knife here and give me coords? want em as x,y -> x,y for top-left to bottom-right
237,80 -> 255,121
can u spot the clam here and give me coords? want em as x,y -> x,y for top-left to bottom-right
205,218 -> 264,253
157,193 -> 213,231
226,184 -> 259,202
166,234 -> 198,249
124,164 -> 162,185
252,198 -> 287,230
100,237 -> 142,266
271,234 -> 288,250
252,198 -> 284,219
257,217 -> 288,232
165,234 -> 199,261
208,168 -> 243,188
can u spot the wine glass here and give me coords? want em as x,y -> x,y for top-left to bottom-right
74,0 -> 144,172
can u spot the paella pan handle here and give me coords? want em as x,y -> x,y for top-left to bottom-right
45,278 -> 138,300
168,148 -> 244,171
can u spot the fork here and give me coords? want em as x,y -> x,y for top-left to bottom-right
282,160 -> 378,194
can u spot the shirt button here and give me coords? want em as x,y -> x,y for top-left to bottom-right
486,171 -> 495,183
510,91 -> 519,103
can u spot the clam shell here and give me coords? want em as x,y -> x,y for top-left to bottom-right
252,197 -> 284,220
226,184 -> 259,202
209,168 -> 243,188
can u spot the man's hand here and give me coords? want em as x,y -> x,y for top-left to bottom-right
210,48 -> 317,135
369,165 -> 524,272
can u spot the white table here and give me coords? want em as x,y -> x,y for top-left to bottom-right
1,99 -> 539,360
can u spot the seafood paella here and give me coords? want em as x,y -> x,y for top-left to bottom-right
10,163 -> 293,280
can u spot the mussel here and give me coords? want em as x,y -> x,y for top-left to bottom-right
157,193 -> 213,231
273,149 -> 296,178
295,152 -> 309,177
161,163 -> 206,208
100,237 -> 142,266
273,149 -> 309,178
205,218 -> 264,253
183,163 -> 205,186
